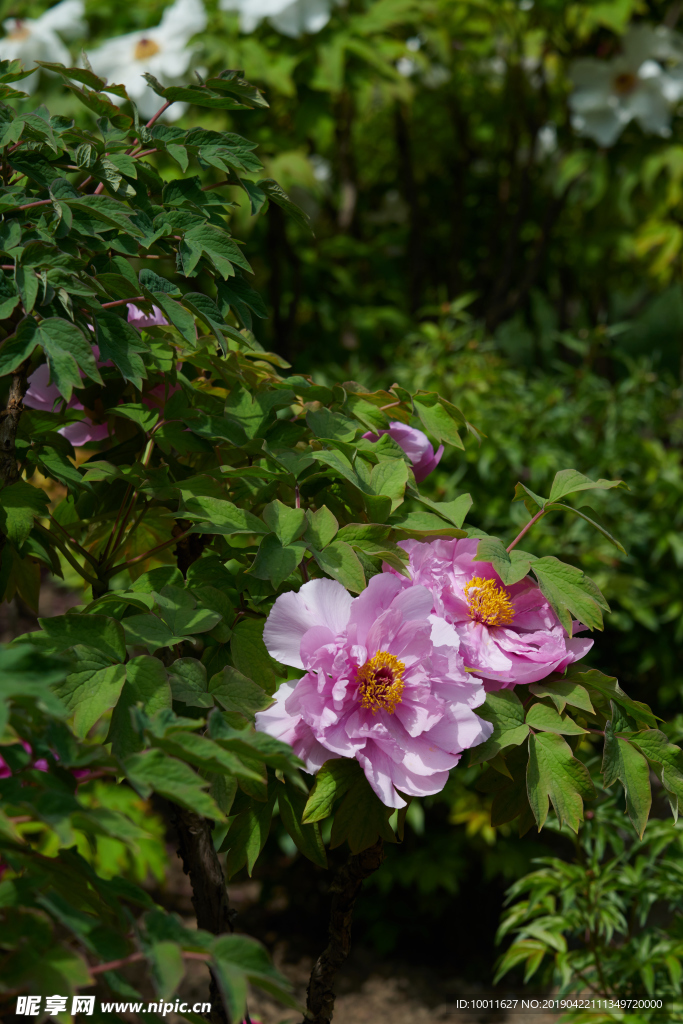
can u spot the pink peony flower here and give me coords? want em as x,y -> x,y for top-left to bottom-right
24,362 -> 110,444
362,422 -> 444,483
0,741 -> 48,777
255,575 -> 493,808
126,303 -> 168,330
24,305 -> 171,446
384,538 -> 593,690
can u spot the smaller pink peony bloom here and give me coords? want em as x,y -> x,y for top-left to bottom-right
385,538 -> 593,690
362,422 -> 444,483
127,303 -> 168,330
256,575 -> 492,808
24,362 -> 110,445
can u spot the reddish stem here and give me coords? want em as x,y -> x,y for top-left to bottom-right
91,950 -> 210,976
100,296 -> 144,309
146,100 -> 172,128
506,508 -> 546,553
18,198 -> 52,211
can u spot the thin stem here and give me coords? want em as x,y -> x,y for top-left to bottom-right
33,522 -> 99,587
202,179 -> 232,192
101,482 -> 133,564
48,514 -> 98,568
506,508 -> 546,553
295,483 -> 301,509
91,950 -> 211,976
104,529 -> 192,578
17,198 -> 52,211
146,100 -> 172,128
101,295 -> 145,309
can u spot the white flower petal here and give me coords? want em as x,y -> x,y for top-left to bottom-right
263,578 -> 352,667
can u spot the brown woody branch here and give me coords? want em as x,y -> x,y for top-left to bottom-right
303,838 -> 386,1024
0,358 -> 30,488
173,807 -> 234,1024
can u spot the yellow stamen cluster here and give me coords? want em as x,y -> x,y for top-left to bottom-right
357,650 -> 405,715
464,576 -> 515,627
134,38 -> 161,59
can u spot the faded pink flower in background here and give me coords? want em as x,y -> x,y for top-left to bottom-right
384,538 -> 593,690
362,422 -> 444,483
0,741 -> 48,778
23,304 -> 170,445
256,575 -> 492,808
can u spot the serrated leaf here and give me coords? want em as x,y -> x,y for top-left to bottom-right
278,776 -> 327,868
0,480 -> 49,547
311,540 -> 366,594
124,748 -> 223,820
526,731 -> 595,832
302,758 -> 360,823
55,652 -> 126,739
531,556 -> 608,634
39,613 -> 126,662
525,703 -> 587,735
330,768 -> 397,853
547,468 -> 626,504
474,536 -> 535,586
528,679 -> 594,715
469,690 -> 529,766
107,656 -> 172,758
602,722 -> 652,838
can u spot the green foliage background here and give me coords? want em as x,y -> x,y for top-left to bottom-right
3,0 -> 683,1012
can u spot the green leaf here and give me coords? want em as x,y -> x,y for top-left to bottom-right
531,556 -> 608,634
55,649 -> 126,739
412,392 -> 465,449
544,502 -> 625,553
124,748 -> 224,820
568,667 -> 658,727
602,722 -> 652,838
155,585 -> 222,636
306,408 -> 358,441
0,479 -> 49,547
387,511 -> 466,538
249,534 -> 306,589
311,540 -> 366,594
39,614 -> 126,662
184,224 -> 252,278
303,506 -> 339,549
368,458 -> 408,511
525,703 -> 587,735
21,319 -> 102,403
528,679 -> 594,715
330,766 -> 396,853
96,312 -> 148,390
262,499 -> 307,545
526,731 -> 595,832
231,618 -> 276,693
168,658 -> 213,708
208,666 -> 273,721
107,656 -> 172,758
223,783 -> 277,877
278,776 -> 327,868
258,178 -> 311,231
469,690 -> 530,766
474,537 -> 535,586
302,758 -> 359,823
181,496 -> 268,536
547,468 -> 626,504
413,493 -> 473,528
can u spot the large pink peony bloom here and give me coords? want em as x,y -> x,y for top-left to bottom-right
24,305 -> 170,445
362,422 -> 444,483
385,538 -> 593,690
255,575 -> 492,808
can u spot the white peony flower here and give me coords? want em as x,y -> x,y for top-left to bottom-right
0,0 -> 86,94
569,24 -> 683,147
85,0 -> 207,122
219,0 -> 335,38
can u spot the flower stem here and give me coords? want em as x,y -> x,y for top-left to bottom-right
506,508 -> 546,553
